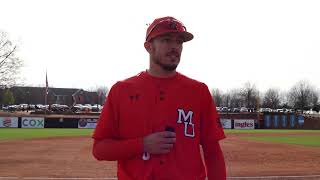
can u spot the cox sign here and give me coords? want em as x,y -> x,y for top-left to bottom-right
22,117 -> 44,128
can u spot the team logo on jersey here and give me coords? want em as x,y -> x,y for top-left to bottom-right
177,108 -> 195,138
129,94 -> 140,102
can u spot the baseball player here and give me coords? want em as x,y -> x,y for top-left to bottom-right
92,16 -> 226,180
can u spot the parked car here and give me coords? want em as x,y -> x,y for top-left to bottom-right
259,108 -> 272,113
276,109 -> 284,113
232,108 -> 240,112
216,107 -> 221,112
71,104 -> 83,112
82,104 -> 92,111
221,107 -> 228,112
91,104 -> 102,112
240,107 -> 248,112
248,108 -> 255,112
50,104 -> 69,112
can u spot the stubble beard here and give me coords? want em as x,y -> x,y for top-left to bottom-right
152,55 -> 179,72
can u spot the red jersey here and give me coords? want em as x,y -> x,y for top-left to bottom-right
93,71 -> 225,180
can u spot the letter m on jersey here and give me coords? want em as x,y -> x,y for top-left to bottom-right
177,109 -> 195,138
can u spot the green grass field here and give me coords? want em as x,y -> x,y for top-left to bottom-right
224,129 -> 320,147
0,128 -> 94,140
244,136 -> 320,147
1,129 -> 320,147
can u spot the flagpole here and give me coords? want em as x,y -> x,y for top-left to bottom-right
45,70 -> 48,117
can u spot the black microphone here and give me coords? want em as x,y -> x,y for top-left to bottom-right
165,126 -> 175,132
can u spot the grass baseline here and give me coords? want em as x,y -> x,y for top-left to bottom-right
0,128 -> 94,140
224,129 -> 320,147
1,129 -> 320,147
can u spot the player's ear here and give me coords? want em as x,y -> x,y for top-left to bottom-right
144,41 -> 152,53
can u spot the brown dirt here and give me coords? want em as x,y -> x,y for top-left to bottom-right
222,133 -> 320,178
0,133 -> 320,180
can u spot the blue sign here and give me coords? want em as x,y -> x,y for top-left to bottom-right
264,114 -> 271,128
298,115 -> 304,126
290,114 -> 295,128
273,115 -> 279,128
281,115 -> 287,128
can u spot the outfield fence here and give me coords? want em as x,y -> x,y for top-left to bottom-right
0,112 -> 319,129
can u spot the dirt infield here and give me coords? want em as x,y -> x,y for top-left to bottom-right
0,133 -> 320,180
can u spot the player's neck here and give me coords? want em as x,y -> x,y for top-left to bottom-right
147,67 -> 176,78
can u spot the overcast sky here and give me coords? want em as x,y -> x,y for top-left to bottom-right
1,0 -> 319,93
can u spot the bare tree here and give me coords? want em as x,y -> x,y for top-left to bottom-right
279,91 -> 290,108
221,92 -> 231,108
262,88 -> 281,109
311,90 -> 319,108
229,88 -> 242,108
240,82 -> 260,109
211,88 -> 223,107
0,31 -> 23,88
288,80 -> 319,111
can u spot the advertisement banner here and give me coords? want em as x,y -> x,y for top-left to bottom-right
264,114 -> 271,128
273,115 -> 279,128
281,115 -> 287,128
0,117 -> 18,128
220,119 -> 232,129
234,119 -> 255,129
78,118 -> 98,129
21,117 -> 44,128
298,115 -> 304,126
290,114 -> 295,128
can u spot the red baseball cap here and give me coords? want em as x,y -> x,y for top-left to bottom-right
145,16 -> 194,42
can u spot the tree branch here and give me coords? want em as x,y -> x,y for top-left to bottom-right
0,45 -> 16,67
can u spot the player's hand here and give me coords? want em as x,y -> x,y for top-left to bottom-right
143,131 -> 176,154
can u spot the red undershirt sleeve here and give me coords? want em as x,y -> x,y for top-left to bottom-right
92,82 -> 144,161
200,83 -> 226,179
203,142 -> 226,180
